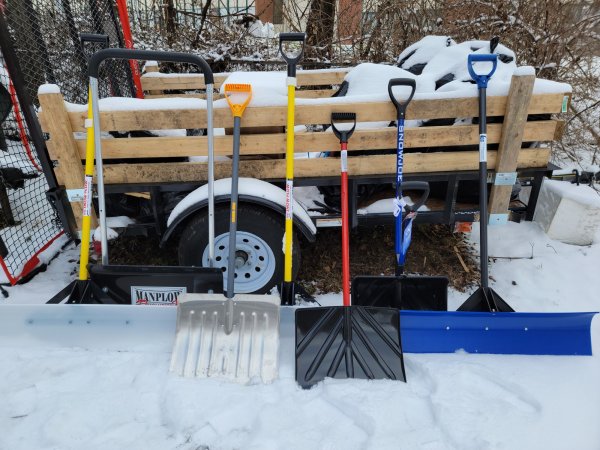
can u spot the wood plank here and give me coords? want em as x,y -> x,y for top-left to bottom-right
74,121 -> 559,159
296,89 -> 337,98
100,148 -> 551,184
488,73 -> 535,218
38,93 -> 96,230
140,70 -> 348,91
141,73 -> 228,90
64,93 -> 566,132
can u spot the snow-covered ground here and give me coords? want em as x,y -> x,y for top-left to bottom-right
1,218 -> 599,450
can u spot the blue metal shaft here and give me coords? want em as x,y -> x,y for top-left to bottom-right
395,117 -> 405,272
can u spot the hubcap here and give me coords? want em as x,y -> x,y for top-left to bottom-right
202,231 -> 276,294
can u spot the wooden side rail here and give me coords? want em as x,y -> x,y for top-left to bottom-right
56,93 -> 565,133
38,70 -> 570,231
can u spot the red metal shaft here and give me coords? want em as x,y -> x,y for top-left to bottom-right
115,0 -> 144,99
341,142 -> 350,307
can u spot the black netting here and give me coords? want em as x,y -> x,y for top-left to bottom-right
0,51 -> 63,284
6,0 -> 135,104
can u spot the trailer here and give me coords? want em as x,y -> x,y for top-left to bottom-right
37,66 -> 569,295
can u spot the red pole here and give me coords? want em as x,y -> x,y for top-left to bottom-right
340,142 -> 350,307
115,0 -> 144,98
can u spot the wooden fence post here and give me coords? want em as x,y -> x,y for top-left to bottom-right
38,91 -> 97,231
488,70 -> 536,224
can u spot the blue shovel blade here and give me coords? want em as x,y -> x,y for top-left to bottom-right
401,310 -> 597,356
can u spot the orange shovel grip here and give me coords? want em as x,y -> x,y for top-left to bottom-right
224,83 -> 252,117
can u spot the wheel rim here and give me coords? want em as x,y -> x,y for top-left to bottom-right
202,231 -> 277,294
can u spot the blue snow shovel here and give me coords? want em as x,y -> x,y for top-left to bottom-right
352,78 -> 448,311
398,55 -> 597,356
458,54 -> 513,312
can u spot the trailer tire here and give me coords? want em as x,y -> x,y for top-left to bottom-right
178,203 -> 300,295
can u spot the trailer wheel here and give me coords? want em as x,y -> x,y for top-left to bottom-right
178,204 -> 300,294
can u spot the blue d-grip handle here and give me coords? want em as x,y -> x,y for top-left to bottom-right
467,54 -> 498,88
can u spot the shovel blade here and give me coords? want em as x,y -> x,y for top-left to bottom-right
457,286 -> 514,312
352,275 -> 448,311
170,293 -> 280,383
402,310 -> 597,355
295,306 -> 406,388
69,265 -> 223,304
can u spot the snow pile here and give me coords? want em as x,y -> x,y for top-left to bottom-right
248,20 -> 276,39
342,36 -> 570,103
0,222 -> 599,449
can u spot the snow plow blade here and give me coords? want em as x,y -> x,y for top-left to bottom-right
295,306 -> 406,389
401,311 -> 597,355
61,265 -> 223,304
170,293 -> 280,383
0,304 -> 177,352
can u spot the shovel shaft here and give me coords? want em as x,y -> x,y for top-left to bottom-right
340,144 -> 350,307
478,87 -> 489,288
284,83 -> 295,284
78,86 -> 95,280
227,116 -> 242,298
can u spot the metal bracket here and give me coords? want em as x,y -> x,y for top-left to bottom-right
66,188 -> 85,202
493,172 -> 518,186
489,213 -> 509,225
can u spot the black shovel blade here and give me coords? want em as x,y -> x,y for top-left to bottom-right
68,265 -> 223,304
457,286 -> 514,312
352,276 -> 448,311
295,306 -> 406,388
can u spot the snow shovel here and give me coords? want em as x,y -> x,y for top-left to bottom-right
66,49 -> 222,305
352,79 -> 448,311
295,112 -> 406,389
170,84 -> 281,383
458,54 -> 513,313
278,32 -> 311,305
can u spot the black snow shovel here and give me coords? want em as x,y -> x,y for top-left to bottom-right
352,78 -> 448,311
295,112 -> 406,389
457,54 -> 513,313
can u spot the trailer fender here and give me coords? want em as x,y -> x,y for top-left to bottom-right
161,178 -> 316,245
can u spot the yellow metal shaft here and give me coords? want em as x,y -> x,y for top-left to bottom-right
284,83 -> 295,282
78,87 -> 95,281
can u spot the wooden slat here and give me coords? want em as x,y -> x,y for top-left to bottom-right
141,73 -> 229,91
144,89 -> 335,100
296,89 -> 337,98
38,93 -> 96,229
74,121 -> 559,159
140,69 -> 348,91
99,148 -> 551,184
62,93 -> 566,132
489,73 -> 536,218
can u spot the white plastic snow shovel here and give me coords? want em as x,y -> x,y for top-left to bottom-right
170,84 -> 280,383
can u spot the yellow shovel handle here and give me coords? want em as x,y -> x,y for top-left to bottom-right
78,86 -> 95,281
284,83 -> 295,282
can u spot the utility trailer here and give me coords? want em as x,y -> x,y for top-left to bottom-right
37,66 -> 569,295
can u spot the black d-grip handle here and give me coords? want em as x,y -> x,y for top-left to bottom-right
88,48 -> 214,85
401,181 -> 429,213
279,32 -> 306,77
330,112 -> 356,143
388,78 -> 416,119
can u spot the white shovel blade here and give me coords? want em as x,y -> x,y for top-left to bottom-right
169,293 -> 280,383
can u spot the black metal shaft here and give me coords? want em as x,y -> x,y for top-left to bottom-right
478,87 -> 488,289
227,116 -> 242,298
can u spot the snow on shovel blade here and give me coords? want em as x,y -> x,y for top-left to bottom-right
170,293 -> 280,383
401,310 -> 598,355
295,306 -> 406,388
